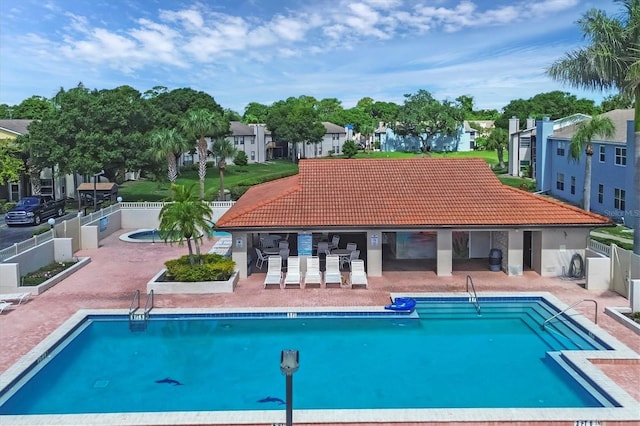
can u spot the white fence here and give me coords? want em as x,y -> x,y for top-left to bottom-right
1,201 -> 235,262
589,239 -> 611,257
0,231 -> 54,262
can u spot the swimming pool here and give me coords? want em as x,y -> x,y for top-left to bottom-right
0,293 -> 638,425
119,229 -> 231,243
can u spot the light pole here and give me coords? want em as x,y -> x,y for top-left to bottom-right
280,349 -> 299,426
48,218 -> 56,237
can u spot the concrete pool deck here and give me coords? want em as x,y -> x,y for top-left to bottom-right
1,229 -> 639,425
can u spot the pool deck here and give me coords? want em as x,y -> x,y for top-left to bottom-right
1,229 -> 639,425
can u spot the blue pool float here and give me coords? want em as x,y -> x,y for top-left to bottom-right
385,297 -> 416,312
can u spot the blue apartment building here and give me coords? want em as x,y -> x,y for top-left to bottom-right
529,109 -> 636,225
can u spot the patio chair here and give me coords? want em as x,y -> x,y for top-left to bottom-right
304,256 -> 323,288
316,241 -> 329,256
279,240 -> 289,249
324,255 -> 342,288
254,248 -> 267,270
340,249 -> 360,270
0,301 -> 13,314
346,242 -> 357,252
329,235 -> 340,249
283,257 -> 302,288
264,256 -> 283,289
0,292 -> 31,305
279,248 -> 290,270
349,259 -> 368,289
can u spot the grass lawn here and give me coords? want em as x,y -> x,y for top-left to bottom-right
118,150 -> 532,201
593,225 -> 634,239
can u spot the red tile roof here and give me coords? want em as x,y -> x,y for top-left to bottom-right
216,158 -> 612,229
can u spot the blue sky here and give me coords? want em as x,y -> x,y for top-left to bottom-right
0,0 -> 618,114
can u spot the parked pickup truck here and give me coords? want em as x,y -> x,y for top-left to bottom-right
4,196 -> 66,226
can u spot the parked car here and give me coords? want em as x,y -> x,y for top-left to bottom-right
4,196 -> 65,226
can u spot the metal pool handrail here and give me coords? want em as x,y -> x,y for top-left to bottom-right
541,299 -> 598,330
465,275 -> 481,314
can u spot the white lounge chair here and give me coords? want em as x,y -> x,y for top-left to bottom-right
283,257 -> 302,288
0,292 -> 31,305
264,256 -> 283,289
350,259 -> 368,288
0,301 -> 13,314
304,256 -> 323,288
324,255 -> 342,288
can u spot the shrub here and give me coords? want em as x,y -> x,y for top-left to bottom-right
234,151 -> 248,166
164,253 -> 235,281
342,140 -> 358,158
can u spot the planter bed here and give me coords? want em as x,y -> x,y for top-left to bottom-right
147,269 -> 238,294
19,257 -> 91,295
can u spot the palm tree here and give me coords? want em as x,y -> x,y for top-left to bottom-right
210,138 -> 237,201
547,0 -> 640,253
149,128 -> 189,184
158,184 -> 213,265
180,109 -> 230,199
485,128 -> 508,169
569,116 -> 616,212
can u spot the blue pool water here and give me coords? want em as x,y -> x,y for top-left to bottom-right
126,229 -> 231,241
0,298 -> 615,415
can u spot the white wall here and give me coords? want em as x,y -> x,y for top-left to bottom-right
540,228 -> 589,276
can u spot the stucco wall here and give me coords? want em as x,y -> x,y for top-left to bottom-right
540,228 -> 588,276
469,231 -> 491,258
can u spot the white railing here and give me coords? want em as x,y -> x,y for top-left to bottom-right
120,201 -> 235,209
0,230 -> 54,262
589,239 -> 611,257
80,203 -> 121,225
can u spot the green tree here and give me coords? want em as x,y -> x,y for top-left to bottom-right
12,96 -> 54,119
181,109 -> 230,199
393,90 -> 464,153
485,128 -> 509,169
600,93 -> 634,112
266,96 -> 326,160
569,116 -> 616,212
158,184 -> 213,265
210,138 -> 237,200
149,128 -> 190,183
243,102 -> 269,123
0,139 -> 24,184
547,0 -> 640,253
495,91 -> 598,129
233,150 -> 248,166
342,139 -> 358,158
148,88 -> 223,130
24,84 -> 153,183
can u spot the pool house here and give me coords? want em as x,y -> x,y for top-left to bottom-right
215,158 -> 612,279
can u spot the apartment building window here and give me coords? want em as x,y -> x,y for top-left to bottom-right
250,151 -> 255,161
599,146 -> 605,162
615,147 -> 626,165
556,173 -> 565,191
570,176 -> 575,195
614,188 -> 625,210
556,142 -> 565,156
234,137 -> 240,146
521,137 -> 531,148
251,137 -> 255,145
598,184 -> 604,203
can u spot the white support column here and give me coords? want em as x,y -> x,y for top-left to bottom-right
437,229 -> 452,276
507,230 -> 523,276
366,231 -> 382,277
231,233 -> 249,279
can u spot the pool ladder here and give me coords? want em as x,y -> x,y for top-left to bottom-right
541,299 -> 598,330
466,275 -> 481,314
129,289 -> 154,331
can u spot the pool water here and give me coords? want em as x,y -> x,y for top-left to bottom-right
0,299 -> 615,415
125,229 -> 230,242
